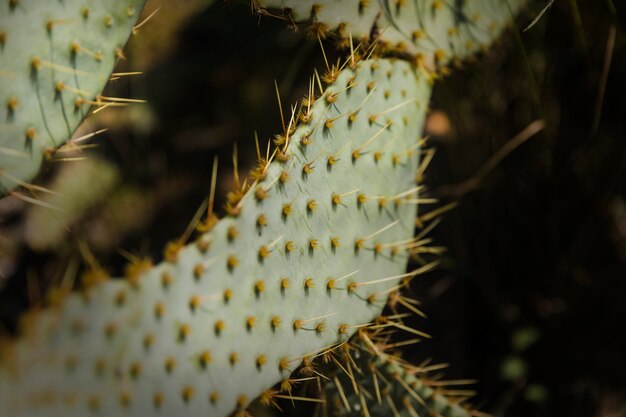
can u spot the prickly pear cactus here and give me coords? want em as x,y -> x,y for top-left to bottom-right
0,0 -> 145,194
256,0 -> 525,69
0,56 -> 433,417
324,335 -> 472,417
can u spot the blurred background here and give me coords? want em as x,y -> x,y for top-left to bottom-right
0,1 -> 625,416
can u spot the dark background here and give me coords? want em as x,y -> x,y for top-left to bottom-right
1,1 -> 625,416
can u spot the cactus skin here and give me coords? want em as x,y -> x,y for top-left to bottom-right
324,336 -> 472,417
0,57 -> 433,417
0,0 -> 145,194
256,0 -> 525,70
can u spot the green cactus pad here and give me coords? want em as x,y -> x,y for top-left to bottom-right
256,0 -> 525,69
324,337 -> 473,417
0,57 -> 433,417
0,0 -> 145,194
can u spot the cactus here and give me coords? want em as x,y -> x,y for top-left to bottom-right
0,0 -> 146,194
322,333 -> 473,417
0,55 -> 435,417
255,0 -> 525,70
0,1 -> 529,416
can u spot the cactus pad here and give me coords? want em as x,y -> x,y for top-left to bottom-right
256,0 -> 525,70
324,335 -> 473,417
0,56 -> 433,417
0,0 -> 145,194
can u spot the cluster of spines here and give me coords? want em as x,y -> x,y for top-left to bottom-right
319,329 -> 475,417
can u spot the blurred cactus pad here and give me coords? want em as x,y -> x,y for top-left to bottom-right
0,0 -> 146,194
